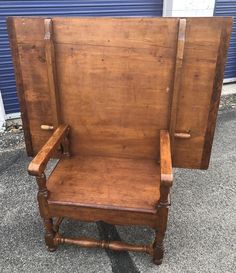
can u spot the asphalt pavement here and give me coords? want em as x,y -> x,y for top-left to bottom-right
0,109 -> 235,273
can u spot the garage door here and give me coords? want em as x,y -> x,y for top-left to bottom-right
0,0 -> 163,115
214,0 -> 236,82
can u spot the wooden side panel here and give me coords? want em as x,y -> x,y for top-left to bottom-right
173,17 -> 232,169
17,42 -> 54,153
48,204 -> 158,228
201,17 -> 232,169
7,17 -> 232,168
7,18 -> 33,155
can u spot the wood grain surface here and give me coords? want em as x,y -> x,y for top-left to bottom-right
8,17 -> 232,264
7,17 -> 232,169
47,155 -> 160,213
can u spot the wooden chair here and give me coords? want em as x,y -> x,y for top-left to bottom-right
7,17 -> 232,265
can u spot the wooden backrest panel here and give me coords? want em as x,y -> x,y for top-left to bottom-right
7,17 -> 232,169
56,18 -> 178,160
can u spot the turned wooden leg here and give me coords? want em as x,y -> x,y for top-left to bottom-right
152,207 -> 169,265
44,218 -> 56,252
36,173 -> 57,252
152,229 -> 165,265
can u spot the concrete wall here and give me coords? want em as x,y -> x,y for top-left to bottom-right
163,0 -> 216,16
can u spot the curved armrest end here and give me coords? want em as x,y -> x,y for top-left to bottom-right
28,124 -> 70,177
28,161 -> 45,177
160,130 -> 173,187
160,173 -> 173,187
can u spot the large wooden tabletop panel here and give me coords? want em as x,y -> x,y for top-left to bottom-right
7,17 -> 232,169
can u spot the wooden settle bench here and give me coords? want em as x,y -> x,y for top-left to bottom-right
7,17 -> 232,265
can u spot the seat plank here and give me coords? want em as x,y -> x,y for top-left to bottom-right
47,156 -> 160,214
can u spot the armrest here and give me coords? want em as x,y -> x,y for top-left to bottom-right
28,124 -> 70,176
159,130 -> 173,206
160,130 -> 173,187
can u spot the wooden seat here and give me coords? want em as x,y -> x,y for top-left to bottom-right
47,156 -> 160,213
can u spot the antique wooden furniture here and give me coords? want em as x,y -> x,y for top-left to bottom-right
7,17 -> 232,265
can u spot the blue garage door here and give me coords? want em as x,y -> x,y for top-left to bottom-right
0,1 -> 163,115
214,0 -> 236,82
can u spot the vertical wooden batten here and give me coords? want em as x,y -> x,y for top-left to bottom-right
6,17 -> 34,156
168,18 -> 186,154
44,18 -> 61,128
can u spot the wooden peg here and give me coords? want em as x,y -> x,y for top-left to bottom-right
41,125 -> 54,131
174,132 -> 191,139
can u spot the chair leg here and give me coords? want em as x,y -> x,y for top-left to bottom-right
36,174 -> 57,252
152,230 -> 165,265
152,207 -> 169,265
43,218 -> 57,252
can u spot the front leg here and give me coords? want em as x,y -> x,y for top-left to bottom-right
153,229 -> 165,265
36,173 -> 57,251
43,218 -> 56,252
152,207 -> 169,265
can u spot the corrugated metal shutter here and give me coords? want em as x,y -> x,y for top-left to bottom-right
214,0 -> 236,82
0,0 -> 163,115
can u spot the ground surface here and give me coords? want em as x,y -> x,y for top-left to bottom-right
0,108 -> 235,273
